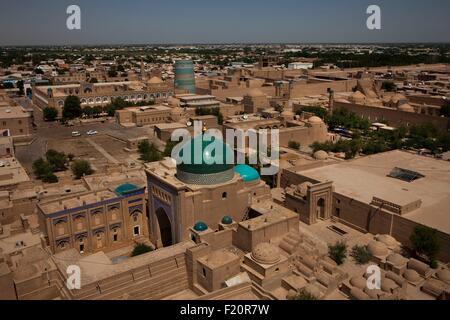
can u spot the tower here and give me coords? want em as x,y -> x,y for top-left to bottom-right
174,60 -> 195,94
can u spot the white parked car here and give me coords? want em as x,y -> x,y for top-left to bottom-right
86,130 -> 98,136
71,131 -> 81,137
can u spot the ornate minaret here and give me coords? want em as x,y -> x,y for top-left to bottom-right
140,59 -> 147,81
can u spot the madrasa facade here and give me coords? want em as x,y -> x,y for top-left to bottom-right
145,134 -> 271,248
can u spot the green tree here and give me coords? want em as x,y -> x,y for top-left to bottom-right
46,149 -> 68,172
71,159 -> 94,179
107,67 -> 118,77
351,245 -> 372,265
381,81 -> 397,92
410,226 -> 441,264
288,141 -> 300,150
328,241 -> 348,265
440,102 -> 450,118
131,243 -> 154,257
16,80 -> 24,96
138,140 -> 162,163
43,107 -> 58,121
82,106 -> 93,118
164,139 -> 180,157
89,77 -> 98,83
292,289 -> 318,301
63,95 -> 82,120
32,158 -> 58,183
92,106 -> 103,117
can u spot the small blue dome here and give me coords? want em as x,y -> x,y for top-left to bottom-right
193,221 -> 208,232
221,216 -> 233,225
234,165 -> 260,182
114,183 -> 139,196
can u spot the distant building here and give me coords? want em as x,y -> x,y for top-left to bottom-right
174,60 -> 196,94
32,79 -> 173,117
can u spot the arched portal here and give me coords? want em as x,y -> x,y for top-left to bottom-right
317,198 -> 326,220
155,208 -> 172,247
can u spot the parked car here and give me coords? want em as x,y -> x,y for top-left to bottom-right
86,130 -> 98,136
71,131 -> 81,137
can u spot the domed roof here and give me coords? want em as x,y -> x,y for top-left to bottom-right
381,278 -> 397,292
386,253 -> 405,266
403,269 -> 421,282
367,241 -> 388,257
193,221 -> 208,232
313,150 -> 328,160
436,269 -> 450,282
176,134 -> 234,175
398,103 -> 415,113
114,183 -> 139,196
147,76 -> 163,84
221,216 -> 233,225
350,276 -> 367,289
251,243 -> 281,265
350,91 -> 366,101
281,109 -> 295,117
247,88 -> 265,97
391,93 -> 407,103
234,164 -> 260,182
308,116 -> 323,124
375,234 -> 398,247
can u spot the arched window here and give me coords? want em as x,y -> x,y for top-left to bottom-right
222,192 -> 227,199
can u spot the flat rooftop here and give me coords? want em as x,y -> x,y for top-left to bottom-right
39,190 -> 118,215
0,157 -> 30,187
295,150 -> 450,234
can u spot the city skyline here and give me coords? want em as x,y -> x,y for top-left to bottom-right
1,0 -> 450,46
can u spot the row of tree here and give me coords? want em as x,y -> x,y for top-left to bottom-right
32,150 -> 93,183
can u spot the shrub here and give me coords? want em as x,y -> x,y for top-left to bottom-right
288,140 -> 300,150
138,140 -> 162,163
410,226 -> 441,263
63,95 -> 82,120
351,245 -> 372,265
131,244 -> 153,257
71,159 -> 94,179
328,241 -> 348,265
43,107 -> 58,121
293,289 -> 317,300
46,149 -> 68,172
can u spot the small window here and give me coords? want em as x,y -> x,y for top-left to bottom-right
113,234 -> 118,242
222,192 -> 227,199
202,268 -> 206,277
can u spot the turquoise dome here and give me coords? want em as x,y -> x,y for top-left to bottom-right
177,134 -> 234,175
193,221 -> 208,232
221,216 -> 233,225
234,165 -> 260,182
114,183 -> 139,196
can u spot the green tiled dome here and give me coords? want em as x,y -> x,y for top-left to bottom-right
221,216 -> 233,225
193,221 -> 208,232
234,164 -> 260,182
177,134 -> 234,175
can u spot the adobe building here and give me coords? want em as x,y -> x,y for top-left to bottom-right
32,78 -> 173,117
115,105 -> 172,127
223,113 -> 329,149
0,106 -> 33,139
282,150 -> 450,262
145,134 -> 271,248
37,184 -> 148,254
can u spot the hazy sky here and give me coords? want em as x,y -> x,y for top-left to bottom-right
0,0 -> 450,45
